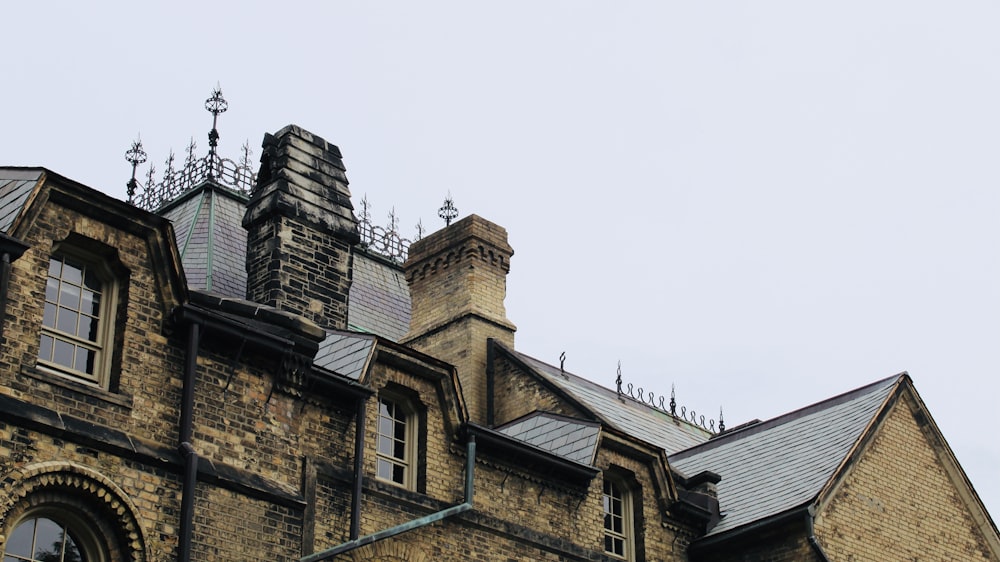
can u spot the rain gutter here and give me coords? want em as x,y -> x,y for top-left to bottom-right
300,435 -> 477,562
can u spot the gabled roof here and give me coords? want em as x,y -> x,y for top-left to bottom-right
669,374 -> 900,537
0,168 -> 43,234
508,349 -> 712,454
496,411 -> 601,465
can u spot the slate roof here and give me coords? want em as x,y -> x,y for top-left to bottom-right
496,411 -> 601,465
0,168 -> 42,234
669,375 -> 900,537
160,184 -> 249,297
347,252 -> 411,342
314,331 -> 377,381
511,350 -> 712,455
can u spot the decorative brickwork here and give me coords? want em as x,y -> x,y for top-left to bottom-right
403,214 -> 516,424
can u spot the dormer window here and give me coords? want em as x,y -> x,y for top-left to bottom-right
376,395 -> 417,490
38,244 -> 121,389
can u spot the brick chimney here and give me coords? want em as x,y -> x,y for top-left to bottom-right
402,214 -> 516,424
243,125 -> 359,330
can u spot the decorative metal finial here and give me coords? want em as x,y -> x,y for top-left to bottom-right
615,361 -> 622,393
415,219 -> 425,241
718,408 -> 725,433
559,352 -> 566,374
125,137 -> 147,202
204,84 -> 228,177
438,193 -> 458,227
670,384 -> 677,416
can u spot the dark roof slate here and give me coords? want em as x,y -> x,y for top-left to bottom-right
347,252 -> 411,342
512,350 -> 712,455
160,184 -> 248,297
0,169 -> 42,234
314,331 -> 376,381
497,411 -> 601,465
669,375 -> 900,537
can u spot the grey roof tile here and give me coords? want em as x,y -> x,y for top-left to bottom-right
497,411 -> 601,465
160,184 -> 249,298
669,375 -> 899,537
512,351 -> 712,454
0,169 -> 42,233
314,331 -> 377,381
347,252 -> 411,341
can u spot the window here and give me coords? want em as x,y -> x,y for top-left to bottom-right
376,395 -> 417,489
603,477 -> 634,560
38,250 -> 118,388
3,511 -> 105,562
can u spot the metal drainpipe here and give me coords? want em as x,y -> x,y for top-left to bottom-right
178,321 -> 201,562
349,397 -> 366,540
806,509 -> 832,562
300,434 -> 476,562
0,251 -> 12,343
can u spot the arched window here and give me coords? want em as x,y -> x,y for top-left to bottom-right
3,509 -> 105,562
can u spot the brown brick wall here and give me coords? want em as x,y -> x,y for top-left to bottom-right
815,397 -> 998,561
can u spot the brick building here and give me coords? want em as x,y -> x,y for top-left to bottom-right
0,116 -> 997,561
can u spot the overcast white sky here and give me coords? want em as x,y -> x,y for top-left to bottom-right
5,2 -> 998,520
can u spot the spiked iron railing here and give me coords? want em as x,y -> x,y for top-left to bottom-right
615,363 -> 724,433
125,88 -> 465,264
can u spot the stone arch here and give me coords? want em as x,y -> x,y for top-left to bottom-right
0,461 -> 150,562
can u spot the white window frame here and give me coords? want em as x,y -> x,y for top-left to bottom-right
375,394 -> 418,490
37,246 -> 119,389
603,476 -> 635,561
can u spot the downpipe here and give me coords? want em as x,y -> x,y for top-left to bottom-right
178,322 -> 201,562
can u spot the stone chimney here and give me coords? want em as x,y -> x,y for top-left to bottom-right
243,125 -> 359,330
402,214 -> 516,424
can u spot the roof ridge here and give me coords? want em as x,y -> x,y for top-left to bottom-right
512,349 -> 713,435
670,373 -> 904,460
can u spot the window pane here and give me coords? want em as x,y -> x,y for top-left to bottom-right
39,334 -> 53,361
33,517 -> 61,559
78,315 -> 97,342
48,258 -> 62,278
5,518 -> 36,556
62,260 -> 83,285
377,435 -> 393,456
81,291 -> 101,317
377,458 -> 393,480
53,339 -> 75,369
57,307 -> 78,335
83,268 -> 101,292
45,277 -> 59,303
379,416 -> 393,437
43,303 -> 56,329
60,281 -> 81,308
75,347 -> 96,375
392,463 -> 405,484
393,440 -> 406,460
